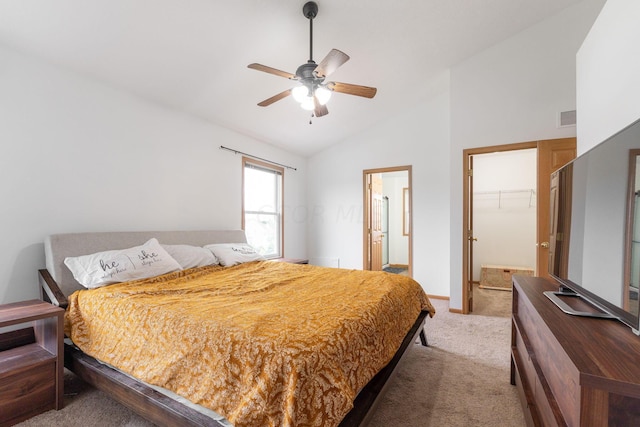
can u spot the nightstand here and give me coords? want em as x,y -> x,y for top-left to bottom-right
0,300 -> 64,426
269,258 -> 309,264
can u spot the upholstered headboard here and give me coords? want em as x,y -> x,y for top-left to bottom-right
44,230 -> 247,297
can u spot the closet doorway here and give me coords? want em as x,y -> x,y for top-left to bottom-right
363,166 -> 412,277
462,139 -> 576,314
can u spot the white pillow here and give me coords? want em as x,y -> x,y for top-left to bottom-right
204,243 -> 266,267
64,238 -> 182,289
162,244 -> 218,269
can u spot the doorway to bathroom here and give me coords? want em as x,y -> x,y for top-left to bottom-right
363,166 -> 412,277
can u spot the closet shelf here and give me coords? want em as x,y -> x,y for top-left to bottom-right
473,188 -> 536,208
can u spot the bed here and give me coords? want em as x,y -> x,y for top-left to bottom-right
38,230 -> 434,427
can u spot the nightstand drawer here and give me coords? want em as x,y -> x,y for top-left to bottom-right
0,354 -> 56,424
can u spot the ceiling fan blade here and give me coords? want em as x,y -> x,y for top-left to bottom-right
248,63 -> 297,80
257,89 -> 292,107
314,49 -> 350,78
314,97 -> 329,117
327,81 -> 377,99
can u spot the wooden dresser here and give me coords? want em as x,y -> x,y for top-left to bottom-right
511,275 -> 640,426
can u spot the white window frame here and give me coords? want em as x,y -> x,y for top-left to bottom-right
242,157 -> 284,259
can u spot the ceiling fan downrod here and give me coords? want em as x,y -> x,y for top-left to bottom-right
303,2 -> 318,63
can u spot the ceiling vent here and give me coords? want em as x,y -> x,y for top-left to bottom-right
558,110 -> 577,128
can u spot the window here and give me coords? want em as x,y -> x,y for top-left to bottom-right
242,157 -> 283,258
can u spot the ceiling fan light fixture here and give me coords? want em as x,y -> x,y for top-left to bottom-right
292,85 -> 309,103
315,85 -> 332,105
300,96 -> 315,111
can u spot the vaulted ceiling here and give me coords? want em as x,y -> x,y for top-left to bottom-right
0,0 -> 584,156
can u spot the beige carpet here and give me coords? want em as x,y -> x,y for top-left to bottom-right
367,285 -> 524,426
17,285 -> 524,427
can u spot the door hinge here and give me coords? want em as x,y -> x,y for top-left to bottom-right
467,169 -> 473,177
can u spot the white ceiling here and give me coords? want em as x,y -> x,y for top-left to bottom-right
0,0 -> 584,156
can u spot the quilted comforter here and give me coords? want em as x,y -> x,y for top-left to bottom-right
65,261 -> 434,427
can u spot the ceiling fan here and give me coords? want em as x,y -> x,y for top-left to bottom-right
248,1 -> 377,119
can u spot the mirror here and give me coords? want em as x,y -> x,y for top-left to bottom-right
403,187 -> 410,236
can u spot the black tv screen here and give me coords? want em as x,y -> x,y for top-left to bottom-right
548,118 -> 640,333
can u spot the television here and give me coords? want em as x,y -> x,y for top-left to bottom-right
546,118 -> 640,335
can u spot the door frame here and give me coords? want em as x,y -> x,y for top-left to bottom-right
462,142 -> 537,314
363,166 -> 413,276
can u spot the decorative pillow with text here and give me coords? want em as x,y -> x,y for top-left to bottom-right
64,238 -> 182,289
204,243 -> 266,267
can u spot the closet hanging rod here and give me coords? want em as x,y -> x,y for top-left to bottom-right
219,146 -> 297,171
473,189 -> 535,195
473,188 -> 536,208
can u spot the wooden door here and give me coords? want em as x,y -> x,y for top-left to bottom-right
370,173 -> 384,271
537,138 -> 576,278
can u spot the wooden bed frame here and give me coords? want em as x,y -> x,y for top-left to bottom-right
39,230 -> 430,427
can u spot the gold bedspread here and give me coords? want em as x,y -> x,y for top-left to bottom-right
65,261 -> 434,427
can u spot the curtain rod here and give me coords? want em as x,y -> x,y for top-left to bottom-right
219,145 -> 297,171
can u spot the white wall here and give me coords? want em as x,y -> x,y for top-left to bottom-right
0,44 -> 307,304
448,0 -> 605,309
577,0 -> 640,155
307,89 -> 451,297
472,149 -> 537,279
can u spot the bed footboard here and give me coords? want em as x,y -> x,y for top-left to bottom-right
65,344 -> 225,427
338,309 -> 429,427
